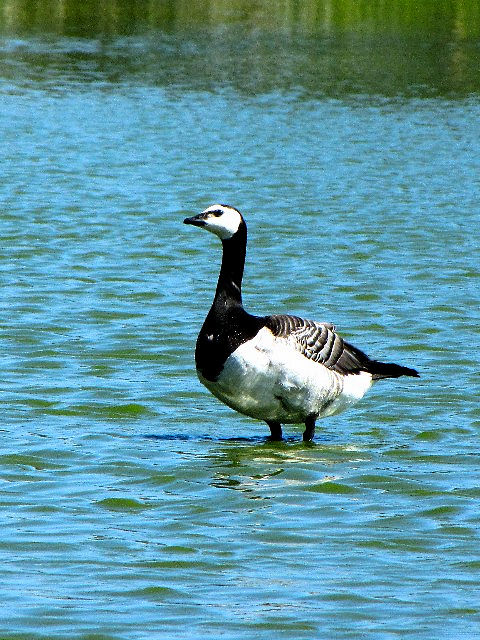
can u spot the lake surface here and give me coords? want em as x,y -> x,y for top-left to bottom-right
1,2 -> 480,638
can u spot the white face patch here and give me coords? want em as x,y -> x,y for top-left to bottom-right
200,204 -> 243,240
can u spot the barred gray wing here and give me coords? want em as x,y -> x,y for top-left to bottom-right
264,314 -> 371,375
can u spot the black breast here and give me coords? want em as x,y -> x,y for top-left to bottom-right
195,306 -> 265,382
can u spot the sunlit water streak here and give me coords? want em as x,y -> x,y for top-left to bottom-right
1,18 -> 480,640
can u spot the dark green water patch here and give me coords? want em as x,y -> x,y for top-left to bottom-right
43,402 -> 155,420
95,497 -> 154,511
128,585 -> 189,601
0,453 -> 65,471
304,480 -> 360,495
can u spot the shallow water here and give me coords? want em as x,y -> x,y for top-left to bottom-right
1,2 -> 480,639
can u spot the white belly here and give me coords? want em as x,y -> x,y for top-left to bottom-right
197,328 -> 373,424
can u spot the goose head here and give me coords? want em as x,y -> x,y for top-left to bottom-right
184,204 -> 245,241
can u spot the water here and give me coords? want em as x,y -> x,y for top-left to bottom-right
1,2 -> 480,638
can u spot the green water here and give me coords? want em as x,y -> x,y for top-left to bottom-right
1,1 -> 480,638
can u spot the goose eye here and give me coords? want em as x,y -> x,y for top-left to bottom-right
211,210 -> 223,217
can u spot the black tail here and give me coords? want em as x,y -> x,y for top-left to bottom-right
369,360 -> 419,381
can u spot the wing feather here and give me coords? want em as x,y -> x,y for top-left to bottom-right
264,314 -> 371,376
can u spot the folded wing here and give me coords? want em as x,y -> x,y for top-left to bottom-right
264,314 -> 419,379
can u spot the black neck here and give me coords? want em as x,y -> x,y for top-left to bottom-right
212,224 -> 247,309
196,220 -> 265,381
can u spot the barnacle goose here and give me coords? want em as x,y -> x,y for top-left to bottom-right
184,204 -> 419,442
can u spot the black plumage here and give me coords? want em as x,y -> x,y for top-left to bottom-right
184,204 -> 419,441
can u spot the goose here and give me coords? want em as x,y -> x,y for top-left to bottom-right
184,204 -> 419,442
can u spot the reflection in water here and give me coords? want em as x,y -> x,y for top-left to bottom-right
1,0 -> 480,97
1,0 -> 480,37
206,438 -> 371,498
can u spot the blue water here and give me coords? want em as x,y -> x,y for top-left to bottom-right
1,21 -> 480,640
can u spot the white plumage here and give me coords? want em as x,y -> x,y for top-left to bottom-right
184,204 -> 418,441
199,327 -> 373,424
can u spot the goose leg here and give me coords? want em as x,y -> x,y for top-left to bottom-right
266,421 -> 283,441
303,415 -> 316,442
